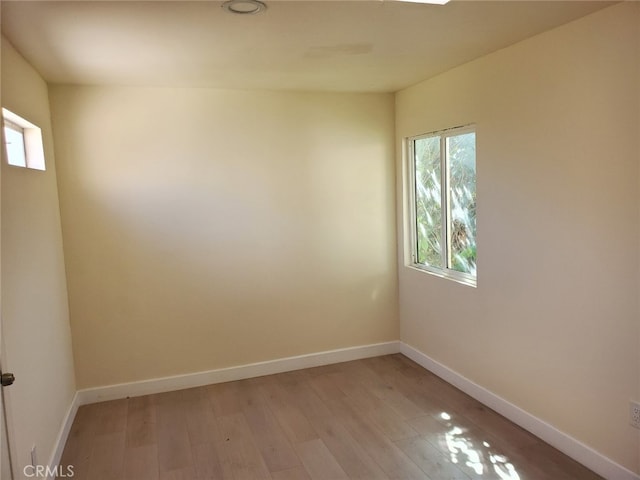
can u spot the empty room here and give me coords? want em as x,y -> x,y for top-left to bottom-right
0,0 -> 639,479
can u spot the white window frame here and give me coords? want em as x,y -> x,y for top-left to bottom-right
2,108 -> 46,171
406,124 -> 476,287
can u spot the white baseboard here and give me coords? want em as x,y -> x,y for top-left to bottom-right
77,341 -> 401,405
400,342 -> 640,480
46,391 -> 80,480
55,340 -> 637,480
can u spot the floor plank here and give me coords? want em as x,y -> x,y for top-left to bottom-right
95,399 -> 128,436
124,444 -> 159,480
243,402 -> 301,473
191,442 -> 230,479
127,395 -> 157,448
295,439 -> 349,480
309,378 -> 428,479
394,436 -> 471,480
271,466 -> 312,480
58,403 -> 101,479
280,379 -> 389,479
261,381 -> 320,444
216,412 -> 273,479
155,391 -> 194,474
87,432 -> 126,480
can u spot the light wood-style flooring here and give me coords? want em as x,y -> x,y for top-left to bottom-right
58,354 -> 602,479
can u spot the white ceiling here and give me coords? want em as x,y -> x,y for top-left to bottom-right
1,0 -> 614,92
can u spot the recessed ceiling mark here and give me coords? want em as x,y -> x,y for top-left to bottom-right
305,44 -> 373,59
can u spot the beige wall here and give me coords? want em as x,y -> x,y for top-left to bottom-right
49,86 -> 399,389
396,2 -> 640,474
1,39 -> 76,476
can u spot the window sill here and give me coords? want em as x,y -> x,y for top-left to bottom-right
406,264 -> 477,288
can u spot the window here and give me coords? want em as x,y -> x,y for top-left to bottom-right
4,119 -> 27,167
2,108 -> 45,170
407,125 -> 476,286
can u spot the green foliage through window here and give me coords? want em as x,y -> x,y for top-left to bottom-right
410,127 -> 476,283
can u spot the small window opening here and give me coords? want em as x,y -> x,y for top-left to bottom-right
2,108 -> 46,171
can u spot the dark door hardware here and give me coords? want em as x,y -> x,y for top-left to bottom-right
0,372 -> 15,387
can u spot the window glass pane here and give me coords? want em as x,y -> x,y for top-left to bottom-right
3,124 -> 27,167
414,136 -> 443,268
447,132 -> 476,275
